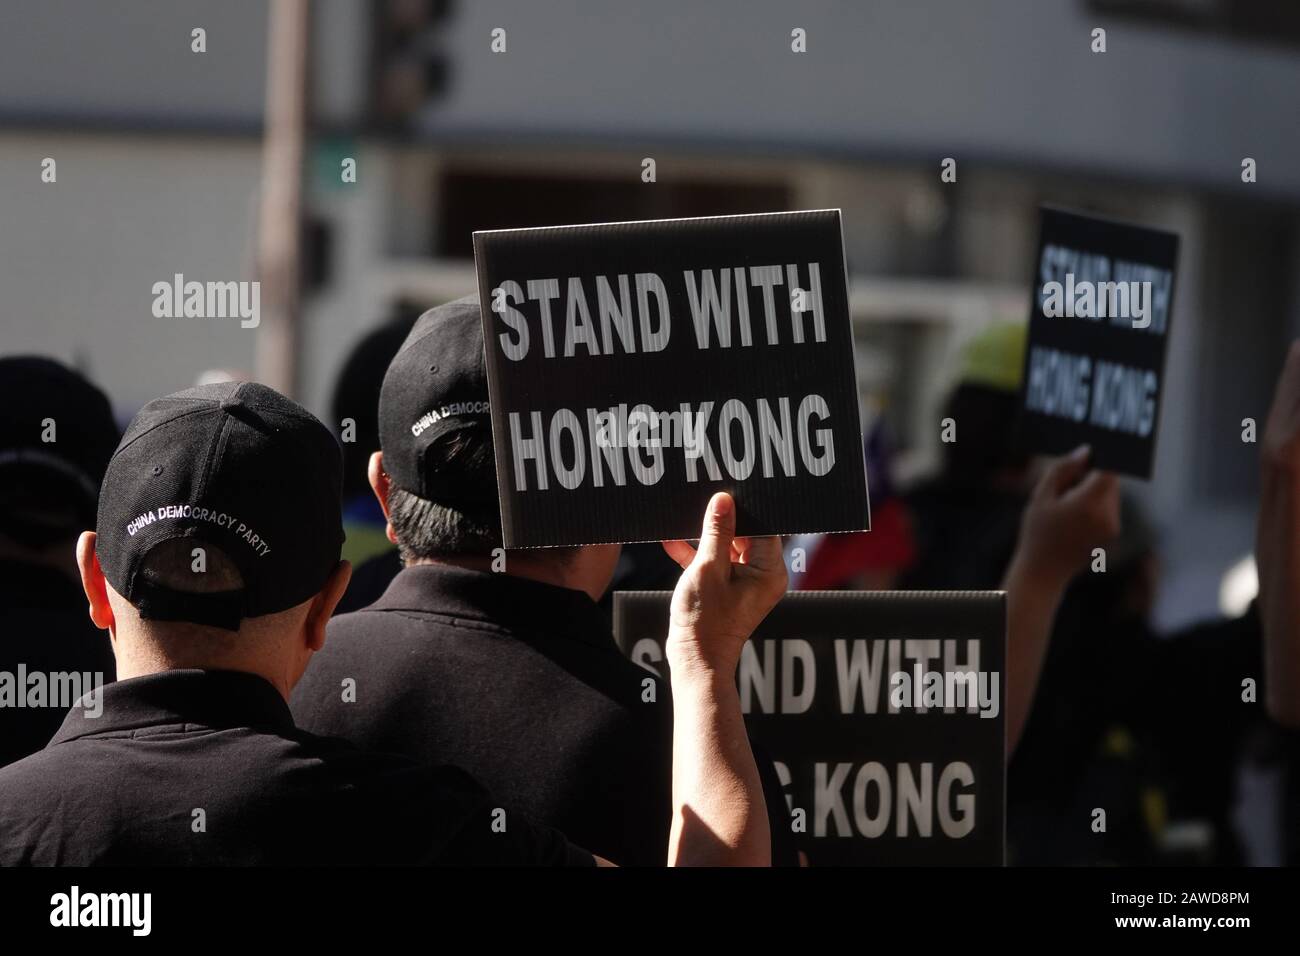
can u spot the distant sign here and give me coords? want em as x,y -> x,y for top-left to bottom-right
613,590 -> 1006,866
473,211 -> 869,547
1017,207 -> 1179,478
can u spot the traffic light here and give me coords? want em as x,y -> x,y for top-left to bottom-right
371,0 -> 452,129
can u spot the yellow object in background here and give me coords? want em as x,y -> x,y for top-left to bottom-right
959,322 -> 1028,393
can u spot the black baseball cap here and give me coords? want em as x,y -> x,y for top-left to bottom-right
378,295 -> 496,506
96,381 -> 345,630
0,356 -> 120,527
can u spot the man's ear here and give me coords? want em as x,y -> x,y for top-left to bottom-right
304,560 -> 352,652
368,451 -> 398,545
76,531 -> 116,631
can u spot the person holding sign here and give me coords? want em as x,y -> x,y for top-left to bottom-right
1003,445 -> 1121,751
902,326 -> 1123,753
292,297 -> 798,866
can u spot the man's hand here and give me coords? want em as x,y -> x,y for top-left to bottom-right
662,491 -> 788,675
661,491 -> 783,866
1004,446 -> 1121,753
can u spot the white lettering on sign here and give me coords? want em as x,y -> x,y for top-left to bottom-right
1025,346 -> 1158,437
505,395 -> 835,492
490,263 -> 827,361
813,761 -> 977,839
637,636 -> 997,717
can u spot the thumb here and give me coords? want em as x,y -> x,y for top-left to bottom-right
695,492 -> 736,568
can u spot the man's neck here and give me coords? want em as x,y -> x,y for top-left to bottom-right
111,636 -> 295,702
409,554 -> 600,601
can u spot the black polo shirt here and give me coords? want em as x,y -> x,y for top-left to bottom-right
0,559 -> 116,767
0,669 -> 592,866
291,564 -> 798,866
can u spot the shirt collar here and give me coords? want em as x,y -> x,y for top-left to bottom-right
49,668 -> 294,745
365,563 -> 616,652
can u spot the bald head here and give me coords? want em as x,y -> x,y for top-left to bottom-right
77,533 -> 351,700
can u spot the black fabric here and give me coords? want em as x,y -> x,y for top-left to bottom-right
292,563 -> 800,866
95,382 -> 345,626
330,312 -> 419,502
130,573 -> 245,631
336,547 -> 403,615
378,295 -> 496,503
0,356 -> 120,526
899,480 -> 1026,591
0,669 -> 593,866
0,560 -> 116,767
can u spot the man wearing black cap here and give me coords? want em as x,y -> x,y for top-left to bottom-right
0,357 -> 119,766
0,380 -> 782,865
291,295 -> 798,866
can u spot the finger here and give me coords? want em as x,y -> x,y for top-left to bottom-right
737,535 -> 786,574
1065,469 -> 1118,507
695,492 -> 736,567
661,539 -> 697,570
1067,470 -> 1122,536
1040,445 -> 1092,496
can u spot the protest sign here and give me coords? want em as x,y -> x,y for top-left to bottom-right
1017,207 -> 1179,478
473,210 -> 869,547
613,590 -> 1006,865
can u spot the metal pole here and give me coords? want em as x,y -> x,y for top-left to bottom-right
255,0 -> 310,397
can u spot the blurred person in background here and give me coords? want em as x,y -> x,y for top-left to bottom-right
909,326 -> 1268,864
1014,490 -> 1269,866
901,323 -> 1035,592
329,305 -> 419,613
897,324 -> 1153,860
0,357 -> 119,766
1009,498 -> 1168,865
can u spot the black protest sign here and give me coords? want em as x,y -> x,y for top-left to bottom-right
1016,207 -> 1179,478
613,590 -> 1006,866
473,210 -> 869,548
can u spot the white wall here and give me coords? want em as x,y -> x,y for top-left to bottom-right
0,133 -> 263,414
421,0 -> 1300,197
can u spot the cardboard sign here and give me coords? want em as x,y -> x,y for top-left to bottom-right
613,590 -> 1006,866
1016,207 -> 1179,478
473,210 -> 869,547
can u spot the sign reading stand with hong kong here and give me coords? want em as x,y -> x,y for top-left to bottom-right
1017,207 -> 1179,479
473,210 -> 870,548
614,590 -> 1007,866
